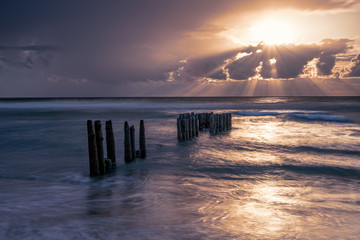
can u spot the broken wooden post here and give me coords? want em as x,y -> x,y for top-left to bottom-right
87,120 -> 99,176
94,120 -> 105,175
124,121 -> 133,162
130,125 -> 136,160
139,120 -> 146,158
105,120 -> 116,168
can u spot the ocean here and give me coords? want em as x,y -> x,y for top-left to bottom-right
0,97 -> 359,239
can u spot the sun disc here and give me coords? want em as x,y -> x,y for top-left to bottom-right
251,19 -> 295,45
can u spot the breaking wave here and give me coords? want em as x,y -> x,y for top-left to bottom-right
234,110 -> 351,122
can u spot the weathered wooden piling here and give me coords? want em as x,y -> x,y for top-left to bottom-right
229,113 -> 232,129
94,120 -> 106,175
185,118 -> 189,140
177,113 -> 201,142
177,118 -> 182,141
130,125 -> 136,160
195,115 -> 199,137
87,120 -> 100,176
189,117 -> 193,139
181,118 -> 186,141
105,120 -> 116,167
222,113 -> 226,132
209,114 -> 214,134
124,121 -> 133,162
193,116 -> 196,137
178,112 -> 232,140
139,120 -> 146,158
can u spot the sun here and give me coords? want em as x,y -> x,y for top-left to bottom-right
250,19 -> 295,45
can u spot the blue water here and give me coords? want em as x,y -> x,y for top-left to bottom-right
0,97 -> 359,239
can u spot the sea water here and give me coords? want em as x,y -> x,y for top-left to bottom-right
0,97 -> 359,240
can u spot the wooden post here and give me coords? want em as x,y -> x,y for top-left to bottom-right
130,125 -> 136,160
87,120 -> 99,176
195,115 -> 199,137
218,114 -> 222,132
226,113 -> 230,131
225,113 -> 229,131
189,117 -> 193,139
139,120 -> 146,158
213,114 -> 216,133
124,121 -> 133,162
222,113 -> 225,132
190,113 -> 194,139
185,118 -> 189,140
229,113 -> 232,129
106,120 -> 116,167
198,113 -> 203,130
181,118 -> 186,141
209,114 -> 214,134
105,158 -> 112,172
177,118 -> 182,141
94,120 -> 105,175
219,113 -> 222,132
192,116 -> 196,138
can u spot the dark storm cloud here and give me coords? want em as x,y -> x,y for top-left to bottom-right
179,38 -> 353,81
346,54 -> 360,77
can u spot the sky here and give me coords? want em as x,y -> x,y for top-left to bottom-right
0,0 -> 360,97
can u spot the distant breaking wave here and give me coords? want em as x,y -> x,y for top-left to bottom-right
234,110 -> 351,122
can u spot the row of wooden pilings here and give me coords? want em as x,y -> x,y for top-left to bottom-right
87,120 -> 146,177
177,112 -> 232,141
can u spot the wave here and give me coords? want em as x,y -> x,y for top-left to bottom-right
229,142 -> 360,156
233,110 -> 282,116
191,163 -> 360,180
234,110 -> 352,122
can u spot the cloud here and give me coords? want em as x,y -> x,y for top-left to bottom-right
0,45 -> 60,52
175,38 -> 354,82
0,44 -> 60,71
345,54 -> 360,77
316,38 -> 353,75
47,74 -> 87,84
